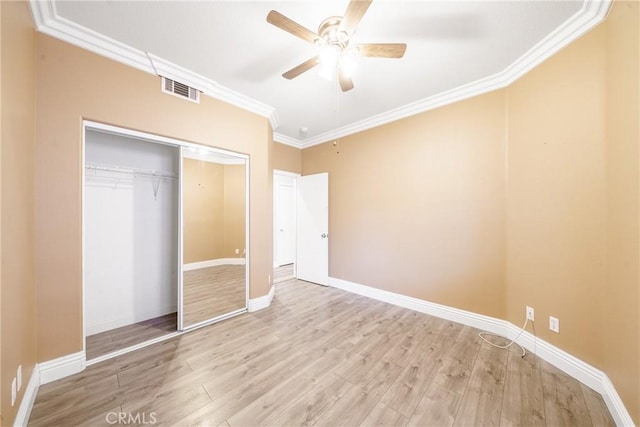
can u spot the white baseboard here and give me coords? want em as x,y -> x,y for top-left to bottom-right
39,351 -> 86,385
328,277 -> 509,337
86,304 -> 177,336
504,323 -> 603,392
327,276 -> 634,426
248,285 -> 275,312
13,365 -> 40,427
601,375 -> 636,427
506,326 -> 633,426
183,258 -> 246,271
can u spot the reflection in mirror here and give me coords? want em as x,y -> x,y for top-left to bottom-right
182,148 -> 247,328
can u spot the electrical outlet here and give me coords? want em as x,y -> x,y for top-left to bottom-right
235,248 -> 239,255
268,274 -> 271,284
549,316 -> 560,333
17,365 -> 22,391
11,377 -> 17,406
526,306 -> 535,321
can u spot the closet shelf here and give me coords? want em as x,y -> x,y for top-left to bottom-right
85,162 -> 178,180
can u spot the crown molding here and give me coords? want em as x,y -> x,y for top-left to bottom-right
299,0 -> 612,149
500,0 -> 611,85
273,133 -> 303,149
29,0 -> 279,130
207,82 -> 280,130
300,71 -> 508,148
29,1 -> 156,75
30,0 -> 609,146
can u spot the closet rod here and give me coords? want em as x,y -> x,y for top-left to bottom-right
85,162 -> 178,179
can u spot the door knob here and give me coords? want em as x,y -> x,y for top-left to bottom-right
321,233 -> 328,238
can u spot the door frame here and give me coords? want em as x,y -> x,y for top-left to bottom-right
273,170 -> 300,276
295,172 -> 329,286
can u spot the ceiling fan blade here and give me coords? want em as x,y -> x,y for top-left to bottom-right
283,56 -> 320,80
341,0 -> 372,35
267,10 -> 320,44
338,67 -> 354,92
356,43 -> 407,58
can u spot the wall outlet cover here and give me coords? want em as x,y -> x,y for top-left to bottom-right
526,306 -> 535,321
549,316 -> 560,333
17,365 -> 22,391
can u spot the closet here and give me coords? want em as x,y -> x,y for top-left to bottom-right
84,129 -> 179,359
83,123 -> 249,361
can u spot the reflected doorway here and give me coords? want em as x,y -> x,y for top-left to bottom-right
273,170 -> 299,283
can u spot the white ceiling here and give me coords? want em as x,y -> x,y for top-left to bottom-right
41,1 -> 606,147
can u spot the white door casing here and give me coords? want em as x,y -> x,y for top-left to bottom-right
276,181 -> 296,266
296,173 -> 328,286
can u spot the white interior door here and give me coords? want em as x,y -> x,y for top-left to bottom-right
296,173 -> 328,285
276,180 -> 295,266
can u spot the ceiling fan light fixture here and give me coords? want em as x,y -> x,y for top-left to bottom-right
318,63 -> 335,81
340,54 -> 357,78
267,0 -> 403,92
319,44 -> 341,67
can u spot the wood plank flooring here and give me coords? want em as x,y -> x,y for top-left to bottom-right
273,263 -> 294,283
30,279 -> 614,427
86,313 -> 177,360
183,264 -> 246,327
87,264 -> 245,359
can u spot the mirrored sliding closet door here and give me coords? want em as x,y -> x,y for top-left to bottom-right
179,146 -> 249,330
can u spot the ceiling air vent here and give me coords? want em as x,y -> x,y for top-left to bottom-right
161,77 -> 200,103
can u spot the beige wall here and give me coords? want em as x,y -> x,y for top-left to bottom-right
303,90 -> 508,318
506,3 -> 638,421
183,160 -> 246,264
223,164 -> 246,259
35,34 -> 273,362
505,22 -> 607,367
183,159 -> 225,263
0,2 -> 37,425
302,2 -> 639,421
603,1 -> 639,422
273,142 -> 302,174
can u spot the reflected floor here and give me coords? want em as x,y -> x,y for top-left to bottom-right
86,313 -> 177,360
87,265 -> 245,360
273,263 -> 294,283
183,264 -> 246,327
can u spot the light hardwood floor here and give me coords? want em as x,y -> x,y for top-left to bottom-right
86,313 -> 177,360
274,263 -> 295,283
87,265 -> 246,360
183,264 -> 246,326
30,279 -> 614,426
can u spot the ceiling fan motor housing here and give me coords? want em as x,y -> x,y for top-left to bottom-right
318,16 -> 349,48
267,1 -> 405,91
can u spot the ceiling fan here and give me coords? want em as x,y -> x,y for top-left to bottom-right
266,0 -> 407,92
